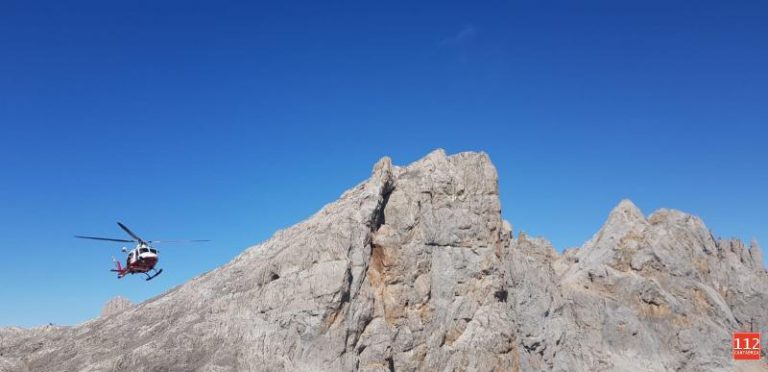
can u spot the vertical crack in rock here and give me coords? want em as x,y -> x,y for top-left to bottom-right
372,178 -> 395,233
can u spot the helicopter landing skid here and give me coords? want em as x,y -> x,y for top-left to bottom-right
145,269 -> 163,281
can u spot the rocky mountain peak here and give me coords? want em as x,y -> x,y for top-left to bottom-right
1,150 -> 765,372
100,296 -> 134,318
608,198 -> 645,223
751,238 -> 764,271
590,199 -> 648,247
560,199 -> 650,281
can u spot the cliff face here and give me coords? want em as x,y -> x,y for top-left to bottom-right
1,150 -> 766,371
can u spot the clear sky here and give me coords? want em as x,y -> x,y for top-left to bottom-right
1,0 -> 766,327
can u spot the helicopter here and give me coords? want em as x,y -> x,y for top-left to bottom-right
76,222 -> 209,281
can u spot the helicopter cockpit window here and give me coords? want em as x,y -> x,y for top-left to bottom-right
149,248 -> 158,254
140,248 -> 149,254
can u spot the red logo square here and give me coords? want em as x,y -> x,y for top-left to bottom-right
733,332 -> 761,360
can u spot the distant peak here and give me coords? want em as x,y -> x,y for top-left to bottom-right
426,148 -> 447,160
607,199 -> 645,225
570,199 -> 648,264
751,238 -> 764,271
648,208 -> 687,223
100,296 -> 133,318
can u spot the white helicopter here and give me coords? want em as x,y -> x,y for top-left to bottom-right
76,222 -> 208,281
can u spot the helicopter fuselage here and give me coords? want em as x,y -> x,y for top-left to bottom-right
113,243 -> 162,280
124,244 -> 159,273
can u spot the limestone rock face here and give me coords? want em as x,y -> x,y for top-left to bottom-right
100,296 -> 134,318
555,201 -> 768,371
1,150 -> 766,371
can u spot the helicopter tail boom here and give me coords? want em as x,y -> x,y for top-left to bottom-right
111,257 -> 127,279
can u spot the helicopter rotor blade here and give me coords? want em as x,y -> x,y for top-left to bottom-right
117,222 -> 147,244
148,240 -> 210,243
75,235 -> 136,243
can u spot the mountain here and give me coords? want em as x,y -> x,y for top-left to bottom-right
100,297 -> 134,318
1,150 -> 765,371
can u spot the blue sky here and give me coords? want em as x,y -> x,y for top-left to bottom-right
1,0 -> 766,327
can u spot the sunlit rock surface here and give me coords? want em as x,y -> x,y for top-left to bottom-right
100,296 -> 134,318
1,150 -> 765,371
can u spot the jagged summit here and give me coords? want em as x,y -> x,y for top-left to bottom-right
608,198 -> 645,222
592,199 -> 647,244
100,296 -> 134,318
751,239 -> 764,272
1,150 -> 765,371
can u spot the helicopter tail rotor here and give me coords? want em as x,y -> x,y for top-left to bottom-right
111,256 -> 126,278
